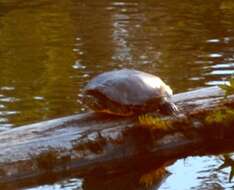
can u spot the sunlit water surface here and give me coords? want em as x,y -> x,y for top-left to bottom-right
1,0 -> 234,189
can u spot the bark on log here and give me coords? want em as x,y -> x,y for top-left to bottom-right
0,86 -> 233,187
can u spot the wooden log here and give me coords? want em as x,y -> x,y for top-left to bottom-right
0,86 -> 233,187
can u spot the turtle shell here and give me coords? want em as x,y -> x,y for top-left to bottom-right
84,69 -> 176,116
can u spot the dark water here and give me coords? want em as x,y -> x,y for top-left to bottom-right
1,0 -> 234,189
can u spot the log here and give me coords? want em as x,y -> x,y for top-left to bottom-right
0,86 -> 233,187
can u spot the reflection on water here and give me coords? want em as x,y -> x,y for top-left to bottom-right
1,0 -> 234,189
26,178 -> 83,190
24,156 -> 234,190
160,157 -> 234,190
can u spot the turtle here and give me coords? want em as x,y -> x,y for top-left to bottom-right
83,69 -> 178,116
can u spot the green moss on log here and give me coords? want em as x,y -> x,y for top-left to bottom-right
205,108 -> 234,126
138,114 -> 172,131
219,78 -> 234,96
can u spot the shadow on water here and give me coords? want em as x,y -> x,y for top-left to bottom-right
12,156 -> 234,190
1,0 -> 234,189
4,161 -> 171,190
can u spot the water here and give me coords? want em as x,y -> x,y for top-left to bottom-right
1,0 -> 234,189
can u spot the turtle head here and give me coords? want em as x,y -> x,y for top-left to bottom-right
159,100 -> 179,116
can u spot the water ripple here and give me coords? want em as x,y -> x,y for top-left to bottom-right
0,111 -> 19,116
0,97 -> 19,103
